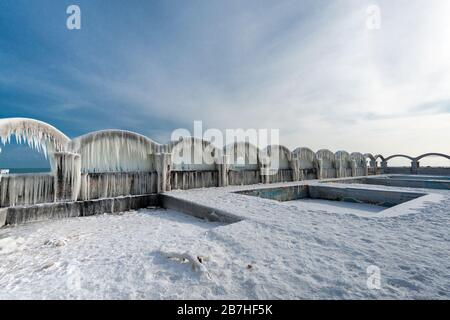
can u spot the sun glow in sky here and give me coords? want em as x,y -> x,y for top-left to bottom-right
0,0 -> 449,166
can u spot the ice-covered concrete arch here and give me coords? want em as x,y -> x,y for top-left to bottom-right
335,151 -> 351,177
335,150 -> 350,161
316,149 -> 335,162
69,130 -> 161,173
292,147 -> 316,163
260,145 -> 292,170
316,149 -> 336,179
0,118 -> 70,158
292,147 -> 317,180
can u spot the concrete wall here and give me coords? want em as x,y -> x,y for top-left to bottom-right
2,194 -> 158,226
79,171 -> 158,200
171,170 -> 219,190
7,117 -> 450,212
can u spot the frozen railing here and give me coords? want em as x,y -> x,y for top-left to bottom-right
10,117 -> 447,208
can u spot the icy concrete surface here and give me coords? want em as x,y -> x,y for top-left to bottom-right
0,181 -> 449,299
284,199 -> 385,215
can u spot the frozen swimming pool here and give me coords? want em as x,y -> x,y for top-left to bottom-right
235,183 -> 426,208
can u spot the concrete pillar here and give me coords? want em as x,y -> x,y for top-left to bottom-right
53,152 -> 81,202
364,161 -> 369,176
316,159 -> 324,180
380,160 -> 388,174
370,160 -> 377,175
258,155 -> 269,184
336,160 -> 345,178
218,155 -> 230,187
155,153 -> 172,193
411,160 -> 419,175
289,159 -> 300,181
350,160 -> 357,177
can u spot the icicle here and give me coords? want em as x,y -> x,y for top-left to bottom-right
0,118 -> 70,160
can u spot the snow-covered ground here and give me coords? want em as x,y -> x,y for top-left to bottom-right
1,179 -> 449,299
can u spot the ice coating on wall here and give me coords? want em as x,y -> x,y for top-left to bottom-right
69,130 -> 161,173
79,172 -> 158,200
0,118 -> 70,158
53,152 -> 81,202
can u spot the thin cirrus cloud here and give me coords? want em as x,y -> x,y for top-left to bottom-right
0,0 -> 449,166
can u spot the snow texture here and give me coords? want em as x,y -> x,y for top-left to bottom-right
0,180 -> 449,299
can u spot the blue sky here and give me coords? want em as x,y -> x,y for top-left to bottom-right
1,0 -> 450,167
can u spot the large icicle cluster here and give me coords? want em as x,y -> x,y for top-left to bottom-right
0,118 -> 70,158
69,130 -> 161,173
0,174 -> 54,207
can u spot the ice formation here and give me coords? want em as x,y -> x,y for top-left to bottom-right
335,151 -> 351,177
0,118 -> 70,158
69,130 -> 161,173
316,149 -> 336,179
79,172 -> 158,200
0,173 -> 54,207
53,152 -> 82,202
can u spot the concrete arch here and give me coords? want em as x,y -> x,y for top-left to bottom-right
384,154 -> 415,162
335,150 -> 350,162
70,129 -> 161,173
350,152 -> 366,164
374,154 -> 385,161
260,145 -> 292,169
364,153 -> 376,161
168,136 -> 220,171
0,117 -> 70,155
292,147 -> 316,168
316,149 -> 336,178
316,149 -> 335,161
415,153 -> 450,162
292,147 -> 315,161
224,141 -> 261,170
